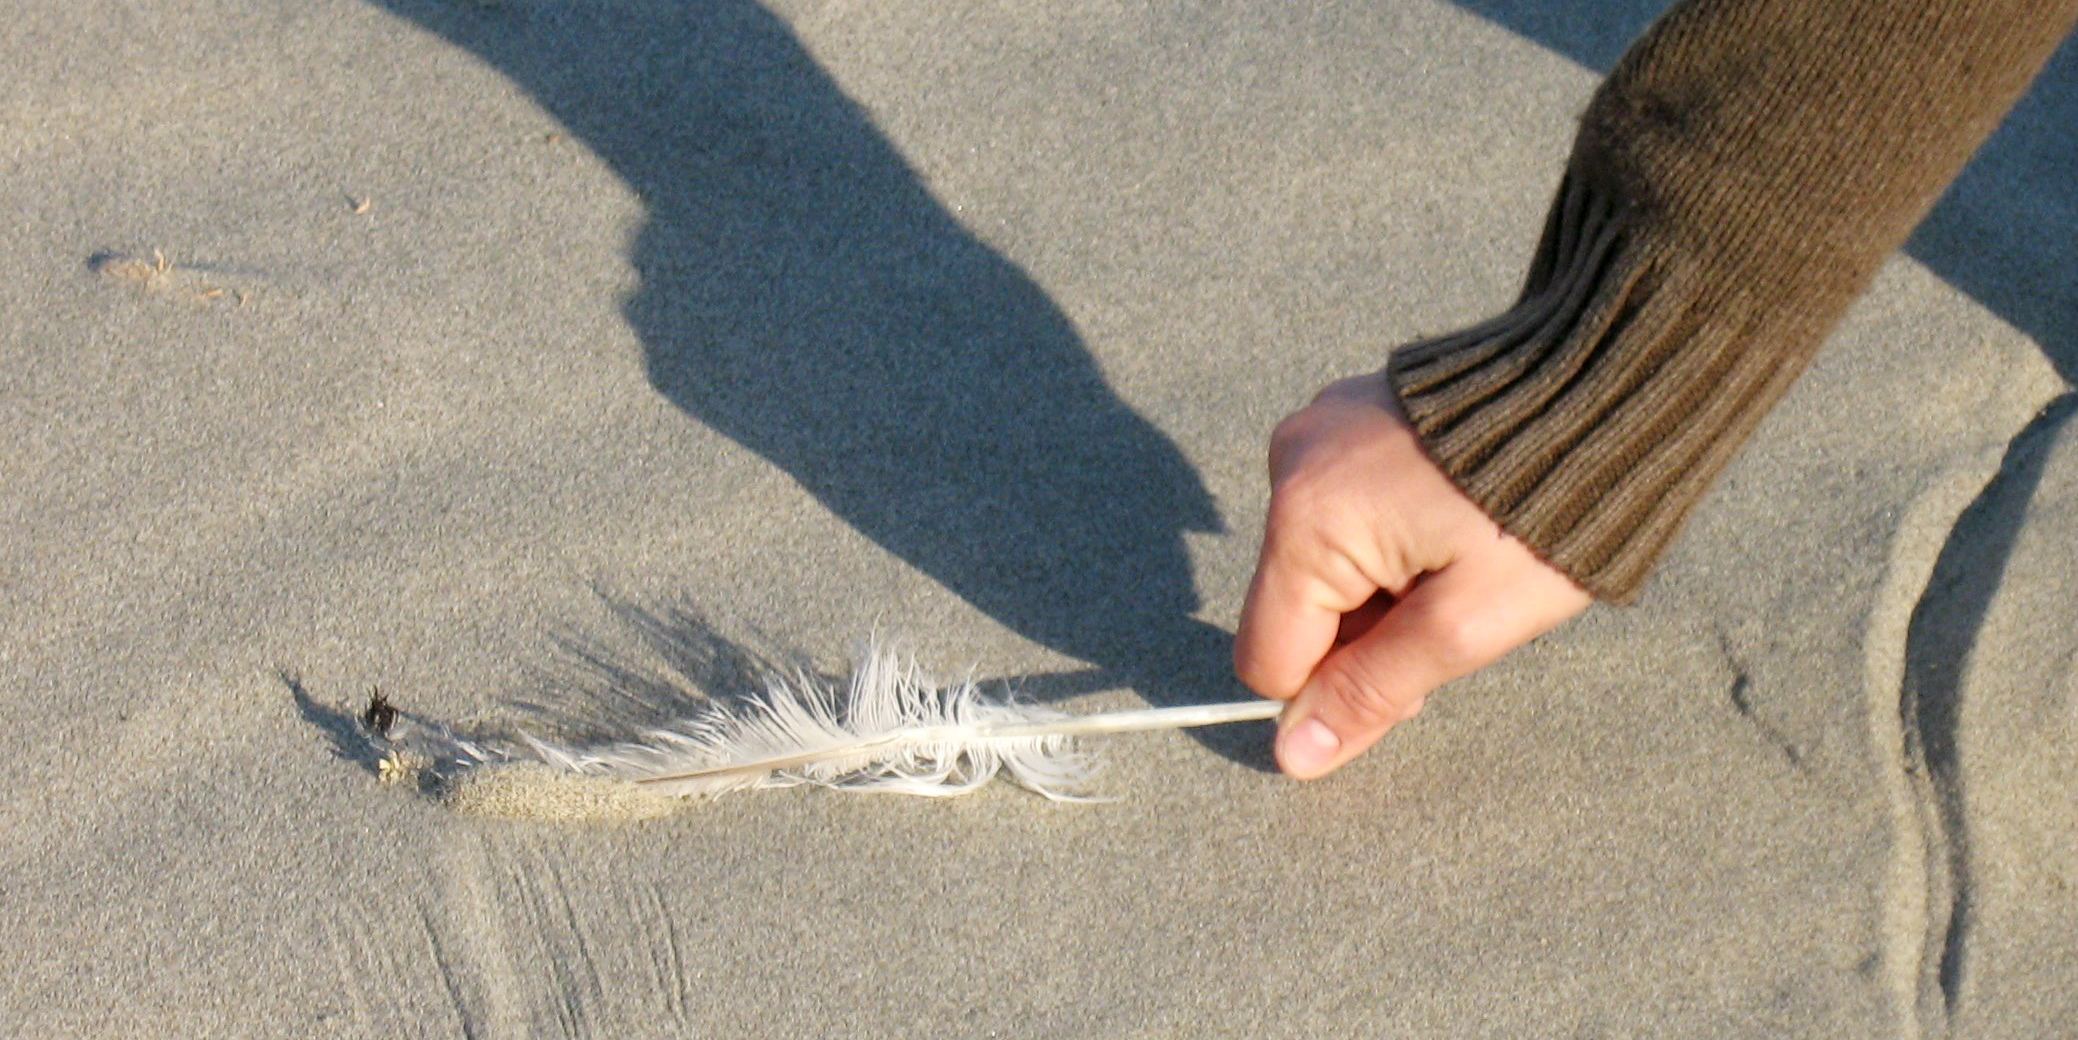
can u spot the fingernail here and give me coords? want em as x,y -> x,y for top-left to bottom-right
1278,718 -> 1342,778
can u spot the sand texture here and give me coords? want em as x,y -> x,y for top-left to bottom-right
3,0 -> 2073,1036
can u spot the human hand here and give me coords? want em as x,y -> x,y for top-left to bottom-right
1234,372 -> 1593,779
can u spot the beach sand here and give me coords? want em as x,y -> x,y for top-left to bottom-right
3,0 -> 2072,1035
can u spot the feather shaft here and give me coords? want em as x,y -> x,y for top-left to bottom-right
629,698 -> 1281,789
970,698 -> 1284,739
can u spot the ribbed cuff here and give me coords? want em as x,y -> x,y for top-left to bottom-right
1387,172 -> 1825,602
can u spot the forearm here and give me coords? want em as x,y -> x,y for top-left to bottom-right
1388,0 -> 2078,601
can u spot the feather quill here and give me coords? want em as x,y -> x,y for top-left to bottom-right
468,646 -> 1281,803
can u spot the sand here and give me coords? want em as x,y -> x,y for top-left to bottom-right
3,0 -> 2073,1035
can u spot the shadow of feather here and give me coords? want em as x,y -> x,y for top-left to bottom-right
507,591 -> 1282,777
515,592 -> 1146,744
283,667 -> 387,773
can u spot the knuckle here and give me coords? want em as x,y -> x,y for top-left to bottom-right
1267,413 -> 1313,475
1315,656 -> 1414,730
1269,407 -> 1311,446
1311,375 -> 1368,406
1269,410 -> 1307,448
1232,642 -> 1274,695
1265,484 -> 1344,555
1410,603 -> 1499,675
1264,482 -> 1317,532
1270,455 -> 1356,522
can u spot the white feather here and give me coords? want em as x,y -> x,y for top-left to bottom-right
490,646 -> 1282,802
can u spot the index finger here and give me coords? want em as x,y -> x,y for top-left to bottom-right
1233,535 -> 1363,701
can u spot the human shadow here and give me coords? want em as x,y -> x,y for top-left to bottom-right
363,0 -> 1262,760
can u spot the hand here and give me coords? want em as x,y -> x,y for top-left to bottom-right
1234,372 -> 1593,779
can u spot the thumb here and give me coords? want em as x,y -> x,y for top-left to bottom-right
1273,563 -> 1507,780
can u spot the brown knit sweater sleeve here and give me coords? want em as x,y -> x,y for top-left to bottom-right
1386,0 -> 2078,602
